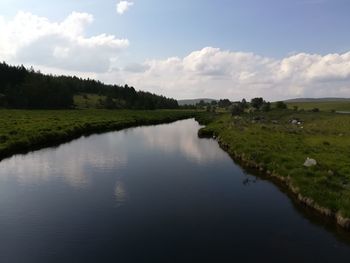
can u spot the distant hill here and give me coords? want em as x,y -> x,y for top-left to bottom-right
284,98 -> 350,103
178,98 -> 217,106
284,98 -> 350,112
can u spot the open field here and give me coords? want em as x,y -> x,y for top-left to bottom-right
0,109 -> 195,161
74,93 -> 107,109
286,100 -> 350,112
198,110 -> 350,225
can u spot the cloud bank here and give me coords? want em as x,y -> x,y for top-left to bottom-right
0,12 -> 349,100
109,47 -> 350,100
0,11 -> 129,72
116,1 -> 134,15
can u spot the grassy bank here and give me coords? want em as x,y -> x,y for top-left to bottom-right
0,109 -> 195,161
198,110 -> 350,228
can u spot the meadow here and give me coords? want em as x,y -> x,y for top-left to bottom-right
73,93 -> 107,109
0,109 -> 195,161
198,110 -> 350,226
286,100 -> 350,112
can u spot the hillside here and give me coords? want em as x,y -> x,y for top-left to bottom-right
178,98 -> 217,106
0,62 -> 178,110
285,98 -> 350,103
285,98 -> 350,112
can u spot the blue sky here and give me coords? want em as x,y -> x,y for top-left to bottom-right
0,0 -> 350,100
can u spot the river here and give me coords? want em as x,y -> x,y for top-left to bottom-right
0,119 -> 349,262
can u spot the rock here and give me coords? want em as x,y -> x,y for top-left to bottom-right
290,119 -> 303,125
272,120 -> 278,124
303,157 -> 317,167
336,213 -> 350,229
328,170 -> 334,176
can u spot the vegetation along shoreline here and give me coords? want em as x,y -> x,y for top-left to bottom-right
0,110 -> 195,162
1,107 -> 350,231
196,107 -> 350,230
2,62 -> 350,232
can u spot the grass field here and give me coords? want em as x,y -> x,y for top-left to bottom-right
0,109 -> 195,161
74,93 -> 107,109
286,101 -> 350,112
199,110 -> 350,223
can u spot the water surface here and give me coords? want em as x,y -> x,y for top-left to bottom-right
0,119 -> 350,262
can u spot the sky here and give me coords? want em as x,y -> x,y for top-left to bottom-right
0,0 -> 350,100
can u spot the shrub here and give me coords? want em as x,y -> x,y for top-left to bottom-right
275,101 -> 287,109
250,97 -> 264,110
261,102 -> 271,112
231,103 -> 245,116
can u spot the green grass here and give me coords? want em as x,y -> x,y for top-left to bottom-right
2,107 -> 350,224
74,93 -> 107,109
199,110 -> 350,218
286,101 -> 350,112
0,109 -> 196,160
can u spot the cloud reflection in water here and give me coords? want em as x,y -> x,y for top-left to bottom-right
0,119 -> 225,194
132,119 -> 227,164
0,133 -> 128,187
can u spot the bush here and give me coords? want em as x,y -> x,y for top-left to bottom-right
250,97 -> 264,110
261,102 -> 271,112
275,101 -> 287,109
231,103 -> 245,116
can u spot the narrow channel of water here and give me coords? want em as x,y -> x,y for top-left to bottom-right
0,119 -> 349,262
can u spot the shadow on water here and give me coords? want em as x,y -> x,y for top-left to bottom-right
236,165 -> 350,245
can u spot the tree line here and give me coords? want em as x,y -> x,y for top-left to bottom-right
181,97 -> 288,114
0,62 -> 178,109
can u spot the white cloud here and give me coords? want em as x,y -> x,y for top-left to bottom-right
0,11 -> 129,72
0,11 -> 348,101
99,47 -> 350,101
116,1 -> 134,15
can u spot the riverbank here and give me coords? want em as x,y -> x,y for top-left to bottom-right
0,109 -> 196,162
197,111 -> 350,229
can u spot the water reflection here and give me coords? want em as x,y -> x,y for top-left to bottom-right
114,180 -> 128,205
0,134 -> 128,187
0,119 -> 222,187
242,176 -> 258,186
0,119 -> 350,262
134,119 -> 226,163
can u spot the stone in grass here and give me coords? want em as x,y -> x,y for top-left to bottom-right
304,157 -> 317,167
328,170 -> 334,176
